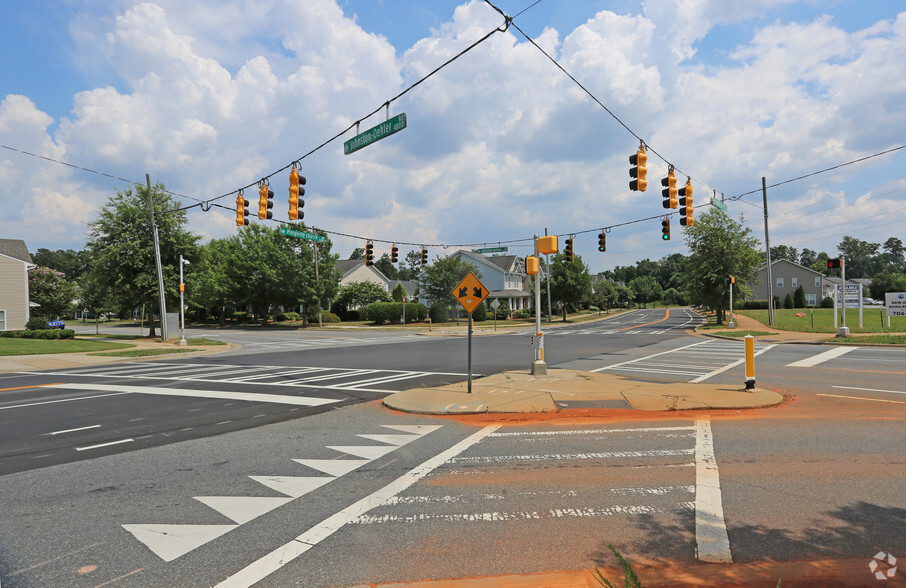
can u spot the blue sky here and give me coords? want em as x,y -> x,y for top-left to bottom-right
2,0 -> 905,273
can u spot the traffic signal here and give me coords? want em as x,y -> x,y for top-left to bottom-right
526,255 -> 539,275
258,181 -> 273,220
827,258 -> 842,269
391,244 -> 398,263
420,247 -> 428,265
288,165 -> 306,221
598,232 -> 606,252
235,191 -> 249,227
564,237 -> 574,262
365,241 -> 374,267
661,167 -> 677,209
629,145 -> 648,192
661,218 -> 670,241
679,178 -> 694,226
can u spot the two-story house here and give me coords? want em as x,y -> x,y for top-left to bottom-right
448,250 -> 539,313
752,259 -> 825,306
0,239 -> 35,330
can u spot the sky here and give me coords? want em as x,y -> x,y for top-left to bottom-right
2,0 -> 905,274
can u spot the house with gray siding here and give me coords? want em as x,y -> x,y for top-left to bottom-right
0,239 -> 35,330
448,250 -> 539,313
752,259 -> 824,307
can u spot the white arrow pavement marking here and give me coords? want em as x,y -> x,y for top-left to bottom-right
214,425 -> 500,588
356,434 -> 421,446
122,524 -> 237,562
247,476 -> 333,498
48,383 -> 341,407
327,445 -> 399,460
193,496 -> 294,525
292,459 -> 370,477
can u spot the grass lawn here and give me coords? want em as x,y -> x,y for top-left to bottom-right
738,308 -> 906,334
88,348 -> 203,357
0,338 -> 135,356
711,330 -> 774,338
829,334 -> 906,345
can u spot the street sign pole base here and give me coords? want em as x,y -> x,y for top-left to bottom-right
531,360 -> 547,376
836,326 -> 851,338
744,378 -> 755,391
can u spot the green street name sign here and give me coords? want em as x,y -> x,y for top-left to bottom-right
710,197 -> 728,212
474,247 -> 508,254
280,226 -> 325,242
344,113 -> 407,155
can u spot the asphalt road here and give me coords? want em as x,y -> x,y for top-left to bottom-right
1,308 -> 905,587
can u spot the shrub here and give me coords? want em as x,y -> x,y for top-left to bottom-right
783,293 -> 794,309
793,285 -> 806,308
0,328 -> 74,339
472,302 -> 487,322
232,311 -> 251,323
26,317 -> 49,330
772,295 -> 781,310
494,300 -> 510,320
820,296 -> 834,308
275,311 -> 302,322
513,309 -> 531,319
743,299 -> 769,310
318,311 -> 341,323
429,302 -> 449,323
588,305 -> 600,312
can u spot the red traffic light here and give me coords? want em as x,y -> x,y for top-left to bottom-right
827,258 -> 842,269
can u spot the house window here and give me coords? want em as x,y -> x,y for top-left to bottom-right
815,277 -> 821,287
0,310 -> 5,331
791,277 -> 798,288
806,294 -> 816,306
776,277 -> 784,288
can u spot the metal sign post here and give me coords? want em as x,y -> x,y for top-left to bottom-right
452,272 -> 489,394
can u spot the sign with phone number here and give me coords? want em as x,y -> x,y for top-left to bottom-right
886,292 -> 906,317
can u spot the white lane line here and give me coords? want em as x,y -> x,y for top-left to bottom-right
694,418 -> 732,564
786,346 -> 859,367
817,393 -> 906,405
0,392 -> 130,411
213,425 -> 500,588
43,424 -> 101,436
76,438 -> 134,451
831,385 -> 906,396
591,340 -> 712,372
689,344 -> 777,383
48,383 -> 341,407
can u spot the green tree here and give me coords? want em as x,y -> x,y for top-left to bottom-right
628,275 -> 662,309
391,283 -> 407,302
191,238 -> 234,324
31,248 -> 91,281
683,209 -> 761,324
403,250 -> 422,280
84,182 -> 199,337
591,279 -> 618,312
333,281 -> 391,319
799,248 -> 818,268
28,267 -> 77,319
880,237 -> 905,273
549,253 -> 592,320
654,253 -> 687,291
417,256 -> 481,313
836,236 -> 880,278
783,293 -> 794,309
868,270 -> 906,300
348,248 -> 365,260
374,253 -> 398,280
768,245 -> 798,263
77,270 -> 116,332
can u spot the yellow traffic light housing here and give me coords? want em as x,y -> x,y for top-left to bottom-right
235,191 -> 249,227
629,143 -> 648,192
288,164 -> 306,221
679,178 -> 694,226
662,167 -> 677,209
598,231 -> 606,252
537,235 -> 558,255
258,181 -> 274,220
661,218 -> 670,241
564,236 -> 574,262
391,244 -> 398,264
526,255 -> 539,275
365,240 -> 374,266
420,247 -> 428,265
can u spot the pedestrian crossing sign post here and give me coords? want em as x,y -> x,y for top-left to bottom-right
452,272 -> 489,393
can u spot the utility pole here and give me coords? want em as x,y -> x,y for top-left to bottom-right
147,174 -> 168,343
762,177 -> 774,327
313,239 -> 323,327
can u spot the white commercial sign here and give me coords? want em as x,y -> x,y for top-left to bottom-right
835,284 -> 861,307
886,292 -> 906,317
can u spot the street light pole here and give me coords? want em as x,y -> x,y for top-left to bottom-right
147,174 -> 168,343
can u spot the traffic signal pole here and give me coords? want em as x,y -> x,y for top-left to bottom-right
762,177 -> 774,327
837,256 -> 850,338
531,234 -> 546,375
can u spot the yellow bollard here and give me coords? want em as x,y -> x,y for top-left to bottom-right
744,334 -> 755,390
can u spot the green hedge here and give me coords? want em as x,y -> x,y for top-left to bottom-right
743,299 -> 769,309
365,302 -> 428,324
0,329 -> 76,339
429,302 -> 449,323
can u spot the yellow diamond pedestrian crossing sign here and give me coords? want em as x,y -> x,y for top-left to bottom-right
452,272 -> 488,315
